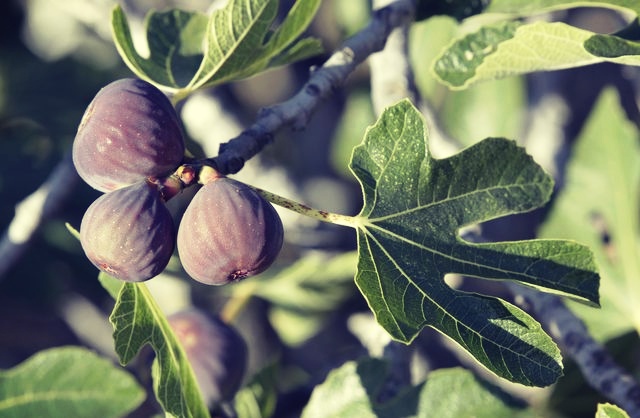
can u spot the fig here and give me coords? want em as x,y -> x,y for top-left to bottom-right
72,78 -> 185,192
177,177 -> 283,285
167,309 -> 247,406
80,180 -> 175,282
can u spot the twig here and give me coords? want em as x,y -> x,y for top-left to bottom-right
0,152 -> 80,281
209,0 -> 417,174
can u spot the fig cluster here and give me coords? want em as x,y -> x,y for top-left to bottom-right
167,309 -> 247,406
74,78 -> 284,284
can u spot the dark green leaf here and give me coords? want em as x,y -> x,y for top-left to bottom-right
110,282 -> 209,418
349,99 -> 599,386
0,346 -> 144,418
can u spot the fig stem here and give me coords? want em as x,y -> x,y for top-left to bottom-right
250,187 -> 358,228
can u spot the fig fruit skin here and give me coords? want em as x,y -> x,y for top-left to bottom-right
177,177 -> 284,285
80,181 -> 175,282
72,78 -> 185,192
167,309 -> 247,406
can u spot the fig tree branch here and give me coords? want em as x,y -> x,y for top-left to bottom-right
207,0 -> 417,174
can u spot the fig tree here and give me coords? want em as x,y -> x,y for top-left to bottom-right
167,309 -> 247,406
80,180 -> 175,281
72,78 -> 185,192
177,177 -> 284,285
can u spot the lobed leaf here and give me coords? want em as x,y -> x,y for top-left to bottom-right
349,99 -> 599,386
110,282 -> 209,418
538,88 -> 640,341
434,20 -> 640,90
0,346 -> 144,418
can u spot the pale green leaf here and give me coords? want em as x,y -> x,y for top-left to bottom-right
596,403 -> 631,418
234,363 -> 279,418
302,359 -> 533,418
0,346 -> 144,418
484,0 -> 640,17
349,99 -> 600,386
416,368 -> 535,418
110,282 -> 209,418
434,21 -> 640,90
538,88 -> 640,341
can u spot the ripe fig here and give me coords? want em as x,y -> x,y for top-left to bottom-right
167,309 -> 247,406
80,180 -> 175,282
72,78 -> 185,192
177,177 -> 283,285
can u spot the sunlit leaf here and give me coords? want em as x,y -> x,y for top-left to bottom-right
434,21 -> 640,90
596,403 -> 631,418
110,282 -> 209,418
0,346 -> 144,418
349,99 -> 599,386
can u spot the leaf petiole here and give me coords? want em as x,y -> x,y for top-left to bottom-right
251,186 -> 360,228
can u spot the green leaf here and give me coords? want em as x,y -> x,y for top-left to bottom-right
538,88 -> 640,341
484,0 -> 640,17
349,99 -> 599,386
434,20 -> 640,90
0,346 -> 144,418
187,0 -> 322,91
416,368 -> 535,418
234,363 -> 279,418
301,359 -> 534,418
301,357 -> 421,418
596,403 -> 631,418
112,0 -> 322,96
110,282 -> 209,418
111,5 -> 208,91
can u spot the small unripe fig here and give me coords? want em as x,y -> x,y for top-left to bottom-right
167,309 -> 247,406
80,181 -> 175,282
177,177 -> 283,285
72,78 -> 185,192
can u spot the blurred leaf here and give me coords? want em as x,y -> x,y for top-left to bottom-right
301,357 -> 419,418
434,21 -> 640,90
0,346 -> 144,418
247,251 -> 357,346
111,5 -> 208,90
302,359 -> 533,418
234,363 -> 279,418
110,282 -> 209,418
539,88 -> 640,341
440,76 -> 525,147
597,403 -> 631,418
484,0 -> 640,16
349,99 -> 599,386
415,368 -> 535,418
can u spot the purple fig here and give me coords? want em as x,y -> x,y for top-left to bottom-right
80,181 -> 175,282
72,78 -> 185,192
177,177 -> 283,285
167,309 -> 247,405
